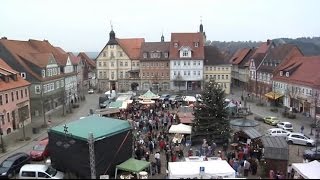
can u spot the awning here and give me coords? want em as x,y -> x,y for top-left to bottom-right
116,158 -> 150,173
265,91 -> 283,100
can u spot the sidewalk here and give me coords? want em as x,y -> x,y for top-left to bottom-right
227,87 -> 316,137
0,98 -> 87,158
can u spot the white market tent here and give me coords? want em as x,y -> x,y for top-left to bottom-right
292,160 -> 320,179
183,96 -> 197,102
138,90 -> 160,100
169,123 -> 192,134
168,160 -> 236,179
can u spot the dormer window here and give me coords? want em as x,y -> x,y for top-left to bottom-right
182,50 -> 189,57
286,72 -> 290,77
194,42 -> 199,47
174,42 -> 178,48
280,71 -> 283,76
164,52 -> 168,58
42,70 -> 46,78
143,53 -> 147,59
20,72 -> 26,79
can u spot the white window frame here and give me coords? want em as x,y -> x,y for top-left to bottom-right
42,70 -> 46,78
56,81 -> 60,89
20,72 -> 26,79
35,85 -> 41,94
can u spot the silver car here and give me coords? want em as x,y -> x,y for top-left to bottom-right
286,132 -> 315,146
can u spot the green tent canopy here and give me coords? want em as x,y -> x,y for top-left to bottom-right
116,158 -> 150,172
108,100 -> 124,109
138,90 -> 160,100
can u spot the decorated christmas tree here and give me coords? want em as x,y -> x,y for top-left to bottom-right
192,79 -> 231,145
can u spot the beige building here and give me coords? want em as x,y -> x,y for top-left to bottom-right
204,46 -> 232,94
96,29 -> 144,92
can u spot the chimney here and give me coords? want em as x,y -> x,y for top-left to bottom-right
267,39 -> 271,45
1,37 -> 7,40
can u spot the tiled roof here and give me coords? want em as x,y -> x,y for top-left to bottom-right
0,39 -> 68,81
229,48 -> 251,65
240,48 -> 257,68
272,56 -> 320,88
0,58 -> 31,91
67,52 -> 80,65
140,42 -> 170,61
169,33 -> 205,60
117,38 -> 145,60
78,52 -> 96,68
204,46 -> 229,65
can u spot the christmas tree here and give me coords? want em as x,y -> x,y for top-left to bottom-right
192,79 -> 231,145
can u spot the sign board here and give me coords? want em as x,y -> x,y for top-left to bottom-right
200,166 -> 205,173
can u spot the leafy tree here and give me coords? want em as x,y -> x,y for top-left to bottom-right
192,79 -> 231,144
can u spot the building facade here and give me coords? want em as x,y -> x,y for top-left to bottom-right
0,58 -> 31,136
169,31 -> 205,91
96,29 -> 144,92
204,46 -> 232,94
77,52 -> 97,90
273,56 -> 320,118
0,38 -> 68,119
140,38 -> 170,92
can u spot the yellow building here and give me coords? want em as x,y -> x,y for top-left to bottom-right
96,29 -> 144,92
204,46 -> 232,94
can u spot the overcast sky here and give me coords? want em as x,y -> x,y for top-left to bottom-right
1,0 -> 319,52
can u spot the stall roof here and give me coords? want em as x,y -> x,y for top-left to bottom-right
49,116 -> 131,141
261,136 -> 289,160
116,158 -> 150,173
169,123 -> 192,134
292,160 -> 320,179
240,128 -> 262,139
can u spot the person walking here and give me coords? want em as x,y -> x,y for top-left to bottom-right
301,125 -> 304,134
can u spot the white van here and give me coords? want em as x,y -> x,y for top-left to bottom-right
266,128 -> 290,137
19,164 -> 64,179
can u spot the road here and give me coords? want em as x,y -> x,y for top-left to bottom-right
0,93 -> 100,163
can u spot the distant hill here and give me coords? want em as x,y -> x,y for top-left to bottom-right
207,37 -> 320,57
73,52 -> 99,60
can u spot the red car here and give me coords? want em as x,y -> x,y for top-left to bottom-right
30,138 -> 49,161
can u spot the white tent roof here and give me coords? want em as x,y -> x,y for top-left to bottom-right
169,123 -> 192,134
168,160 -> 235,179
183,96 -> 197,102
292,160 -> 320,179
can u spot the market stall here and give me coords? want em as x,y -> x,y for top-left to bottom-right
292,160 -> 320,179
115,158 -> 152,179
138,90 -> 159,100
169,123 -> 192,134
168,160 -> 236,179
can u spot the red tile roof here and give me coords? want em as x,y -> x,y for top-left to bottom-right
0,58 -> 31,91
229,48 -> 251,65
67,52 -> 80,65
272,56 -> 320,88
169,33 -> 205,60
0,39 -> 69,81
117,38 -> 145,60
78,52 -> 96,68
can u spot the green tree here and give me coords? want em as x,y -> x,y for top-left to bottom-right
192,79 -> 231,144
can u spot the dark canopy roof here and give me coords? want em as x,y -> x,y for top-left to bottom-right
262,136 -> 289,160
237,127 -> 262,139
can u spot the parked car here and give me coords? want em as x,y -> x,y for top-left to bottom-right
0,152 -> 31,178
303,146 -> 320,160
30,138 -> 49,161
88,89 -> 94,94
266,128 -> 290,137
286,132 -> 315,146
19,164 -> 64,179
159,94 -> 170,101
277,122 -> 293,131
264,116 -> 280,126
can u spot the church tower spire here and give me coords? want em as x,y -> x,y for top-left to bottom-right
107,21 -> 118,45
161,32 -> 164,42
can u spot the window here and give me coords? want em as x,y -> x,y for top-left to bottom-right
56,81 -> 60,88
118,51 -> 123,57
164,53 -> 168,58
111,62 -> 114,67
151,72 -> 154,77
42,70 -> 45,77
210,75 -> 212,78
0,95 -> 2,105
286,72 -> 289,77
184,71 -> 186,75
103,72 -> 106,78
210,67 -> 212,71
132,62 -> 135,67
99,71 -> 102,78
198,61 -> 200,65
174,42 -> 178,48
24,89 -> 27,97
103,52 -> 106,57
226,75 -> 229,79
214,75 -> 216,79
184,61 -> 186,66
137,62 -> 139,67
102,62 -> 106,67
206,75 -> 208,79
143,53 -> 147,58
61,80 -> 64,87
193,71 -> 196,75
21,90 -> 23,98
120,72 -> 123,78
188,61 -> 190,66
206,67 -> 208,71
53,68 -> 56,75
198,71 -> 200,76
193,61 -> 196,66
177,62 -> 180,66
35,85 -> 41,94
38,172 -> 50,178
21,171 -> 36,177
174,71 -> 176,76
110,52 -> 114,58
125,62 -> 128,66
167,73 -> 169,77
182,50 -> 189,57
11,92 -> 14,101
110,45 -> 114,49
7,112 -> 10,122
218,75 -> 220,79
21,72 -> 26,79
146,72 -> 149,77
188,71 -> 190,76
120,62 -> 123,66
111,72 -> 114,79
194,42 -> 199,47
142,73 -> 145,77
166,63 -> 169,67
98,62 -> 101,67
174,61 -> 176,66
222,75 -> 224,79
16,91 -> 19,100
162,72 -> 164,77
